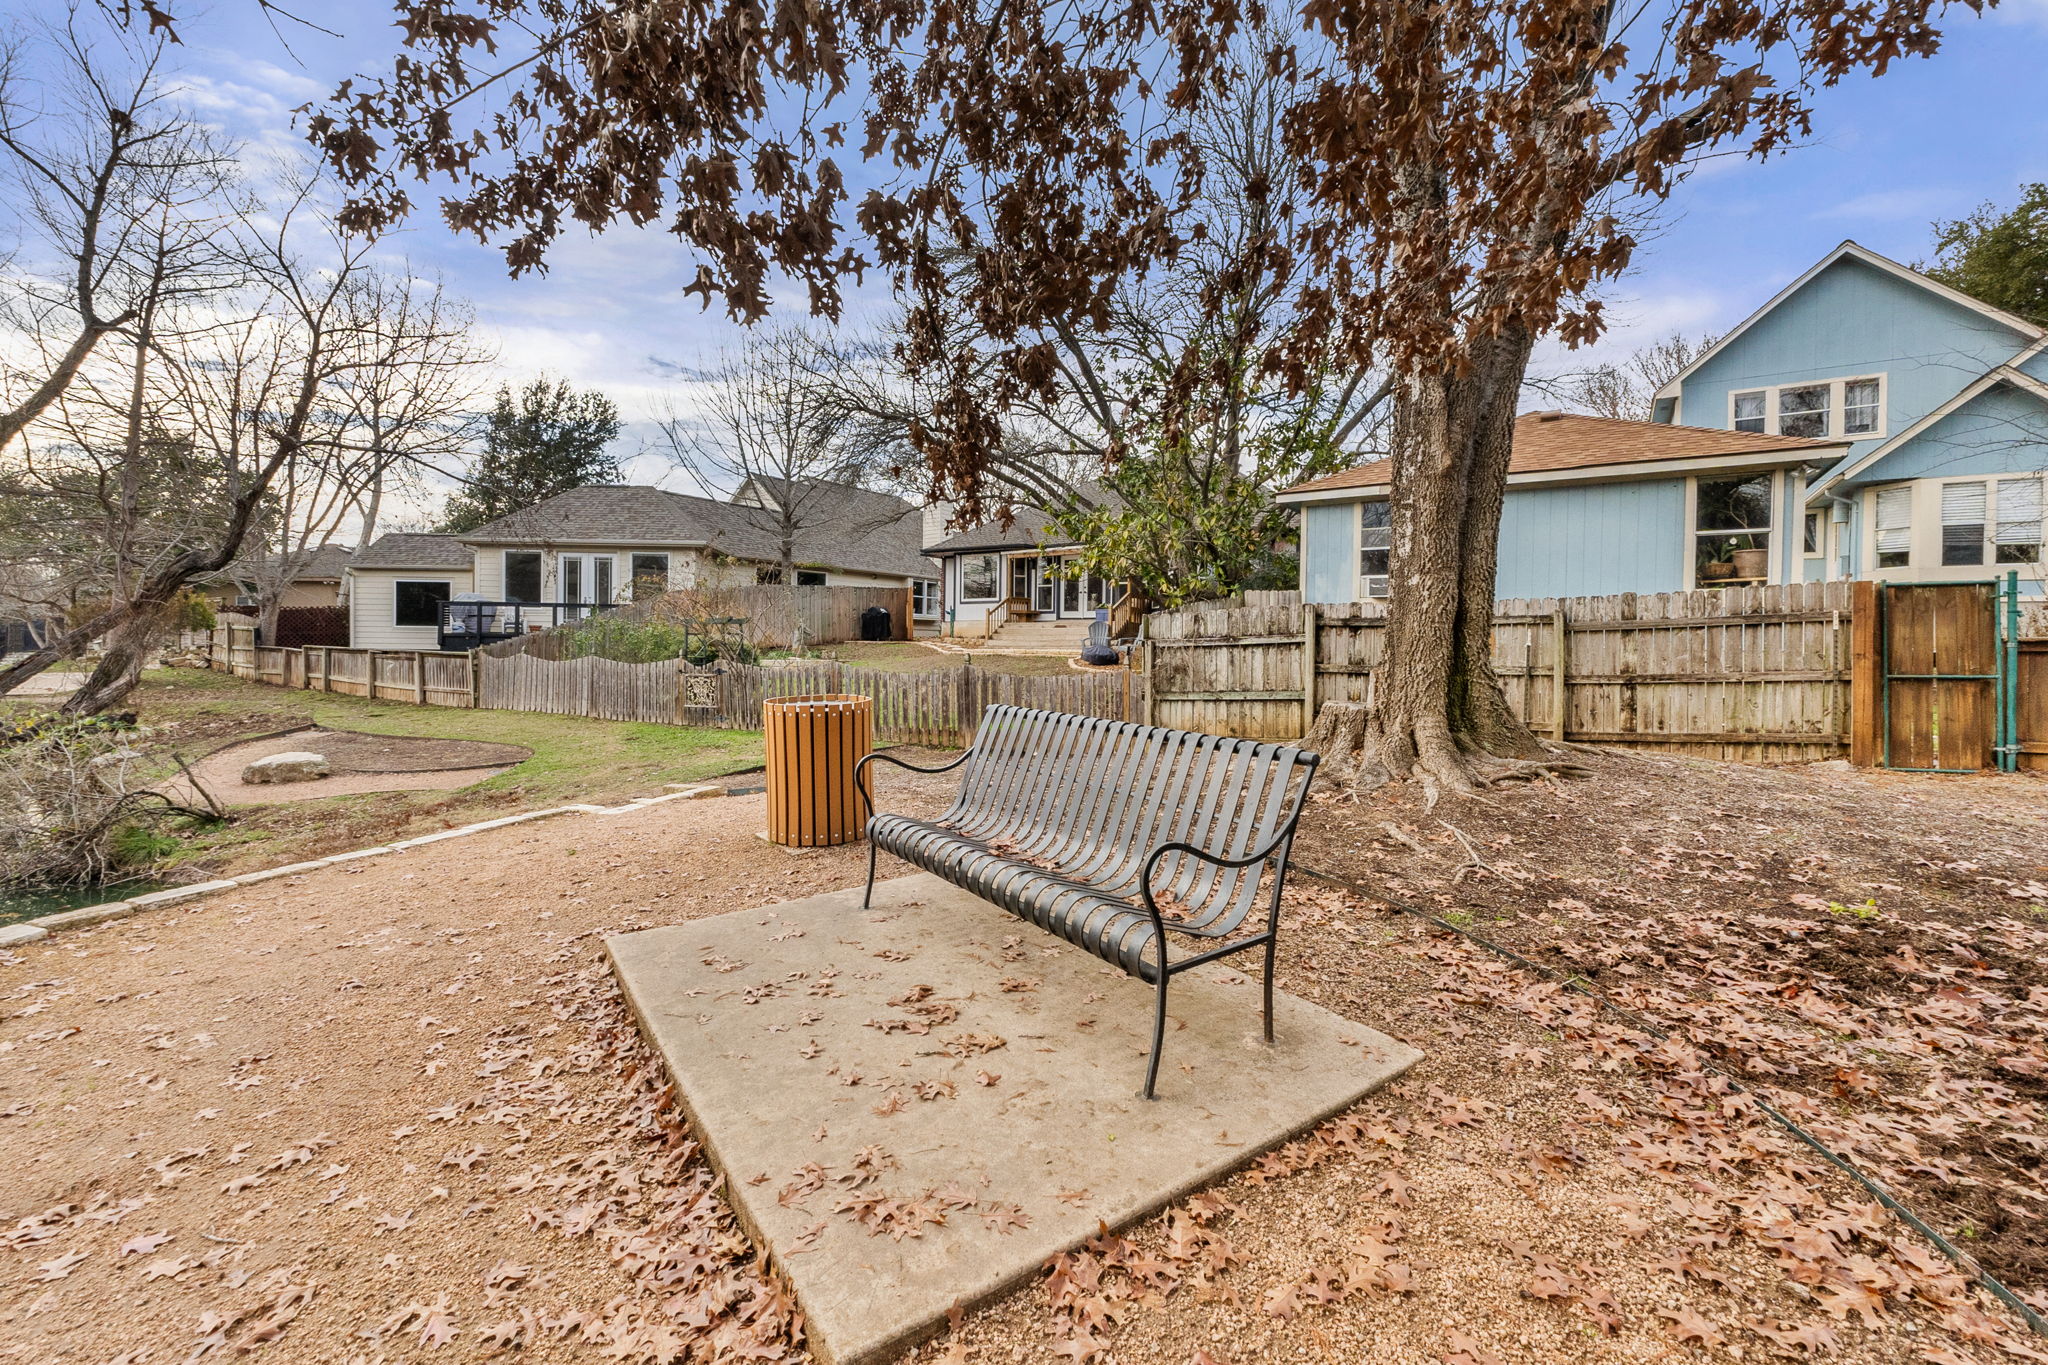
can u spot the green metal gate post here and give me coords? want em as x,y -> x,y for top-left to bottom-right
1998,569 -> 2021,773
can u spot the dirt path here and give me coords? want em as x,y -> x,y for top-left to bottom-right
1,754 -> 2039,1364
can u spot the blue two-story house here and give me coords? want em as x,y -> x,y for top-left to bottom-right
1281,241 -> 2048,601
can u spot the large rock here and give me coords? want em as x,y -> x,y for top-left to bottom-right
243,751 -> 330,784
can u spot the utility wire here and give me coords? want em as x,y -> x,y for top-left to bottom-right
1291,860 -> 2048,1339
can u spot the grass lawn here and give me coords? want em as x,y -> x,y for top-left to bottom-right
4,667 -> 765,881
815,639 -> 1087,677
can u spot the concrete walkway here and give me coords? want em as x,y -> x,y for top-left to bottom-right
608,873 -> 1422,1364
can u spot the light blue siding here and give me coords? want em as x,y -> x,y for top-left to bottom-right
1855,383 -> 2048,482
1677,257 -> 2032,471
1301,502 -> 1356,603
1494,480 -> 1687,598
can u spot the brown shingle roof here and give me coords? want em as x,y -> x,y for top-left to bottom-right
1278,412 -> 1844,498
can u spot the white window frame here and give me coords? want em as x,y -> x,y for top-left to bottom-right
911,578 -> 941,619
628,552 -> 671,599
1724,375 -> 1886,441
1870,484 -> 1915,571
958,553 -> 1000,601
1356,500 -> 1391,600
1994,475 -> 2045,566
1921,473 -> 2047,571
1683,470 -> 1781,590
502,549 -> 543,602
393,579 -> 453,627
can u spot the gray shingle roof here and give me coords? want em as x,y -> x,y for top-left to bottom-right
229,544 -> 354,582
350,533 -> 473,571
457,483 -> 939,580
924,482 -> 1114,555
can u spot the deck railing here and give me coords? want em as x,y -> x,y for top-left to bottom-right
437,600 -> 617,652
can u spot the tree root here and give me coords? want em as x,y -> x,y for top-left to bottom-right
1301,699 -> 1601,803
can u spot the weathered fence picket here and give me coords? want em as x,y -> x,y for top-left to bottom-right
1146,582 -> 1859,761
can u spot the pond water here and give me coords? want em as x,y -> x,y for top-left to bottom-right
0,881 -> 168,927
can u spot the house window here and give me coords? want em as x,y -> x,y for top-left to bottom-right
1995,477 -> 2044,564
1874,486 -> 1913,569
504,551 -> 542,602
1777,386 -> 1830,439
629,553 -> 670,600
1693,474 -> 1773,585
1358,502 -> 1391,599
1803,511 -> 1821,556
1726,377 -> 1884,439
394,580 -> 452,626
960,554 -> 999,600
1732,392 -> 1767,433
912,579 -> 940,618
1941,481 -> 1989,566
795,569 -> 827,587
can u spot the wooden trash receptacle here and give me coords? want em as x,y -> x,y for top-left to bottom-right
763,693 -> 873,847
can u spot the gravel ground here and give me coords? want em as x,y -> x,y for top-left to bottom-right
1,752 -> 2039,1364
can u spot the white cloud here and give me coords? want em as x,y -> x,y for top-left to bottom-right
1812,187 -> 1955,222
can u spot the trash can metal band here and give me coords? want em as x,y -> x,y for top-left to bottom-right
763,694 -> 874,847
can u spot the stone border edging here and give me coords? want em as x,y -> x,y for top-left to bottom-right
0,784 -> 728,949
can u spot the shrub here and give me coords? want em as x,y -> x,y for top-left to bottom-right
556,614 -> 757,666
0,718 -> 186,890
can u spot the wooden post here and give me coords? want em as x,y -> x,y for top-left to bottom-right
469,651 -> 480,709
413,651 -> 427,705
1550,608 -> 1569,741
1849,578 -> 1881,767
901,584 -> 914,640
1300,602 -> 1318,736
955,661 -> 972,746
1140,638 -> 1156,726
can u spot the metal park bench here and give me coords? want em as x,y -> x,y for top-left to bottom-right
855,706 -> 1320,1099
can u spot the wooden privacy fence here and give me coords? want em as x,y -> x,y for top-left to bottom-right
1145,582 -> 1860,762
203,626 -> 1143,742
691,660 -> 1143,745
479,653 -> 679,724
718,584 -> 915,647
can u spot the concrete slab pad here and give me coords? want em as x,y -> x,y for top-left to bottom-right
608,873 -> 1421,1365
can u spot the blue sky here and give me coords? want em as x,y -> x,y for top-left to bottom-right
67,0 -> 2048,486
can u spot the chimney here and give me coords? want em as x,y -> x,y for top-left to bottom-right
920,499 -> 959,552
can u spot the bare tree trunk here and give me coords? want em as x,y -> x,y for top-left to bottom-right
61,603 -> 164,717
1317,326 -> 1585,799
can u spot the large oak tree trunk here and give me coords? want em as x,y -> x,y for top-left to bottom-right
1306,325 -> 1586,799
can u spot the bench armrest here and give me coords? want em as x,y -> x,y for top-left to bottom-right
855,747 -> 976,820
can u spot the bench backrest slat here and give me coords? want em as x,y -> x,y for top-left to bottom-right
944,707 -> 1316,937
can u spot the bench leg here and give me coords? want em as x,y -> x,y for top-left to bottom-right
861,839 -> 879,910
1261,932 -> 1278,1046
1142,969 -> 1169,1100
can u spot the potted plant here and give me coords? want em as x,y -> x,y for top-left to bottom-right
1700,560 -> 1737,581
1731,546 -> 1770,579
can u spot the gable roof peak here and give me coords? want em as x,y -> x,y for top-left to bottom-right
1652,239 -> 2045,404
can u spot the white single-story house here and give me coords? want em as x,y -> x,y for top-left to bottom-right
345,479 -> 941,650
345,533 -> 477,651
923,491 -> 1121,639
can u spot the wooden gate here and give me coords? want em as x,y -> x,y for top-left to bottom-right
1877,581 -> 2000,772
2020,639 -> 2048,773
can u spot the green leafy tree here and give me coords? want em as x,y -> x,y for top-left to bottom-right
1050,383 -> 1354,610
441,378 -> 624,532
1926,185 -> 2048,327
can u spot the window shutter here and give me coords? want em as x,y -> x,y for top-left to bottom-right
1996,477 -> 2044,544
1875,487 -> 1913,555
1940,481 -> 1987,525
